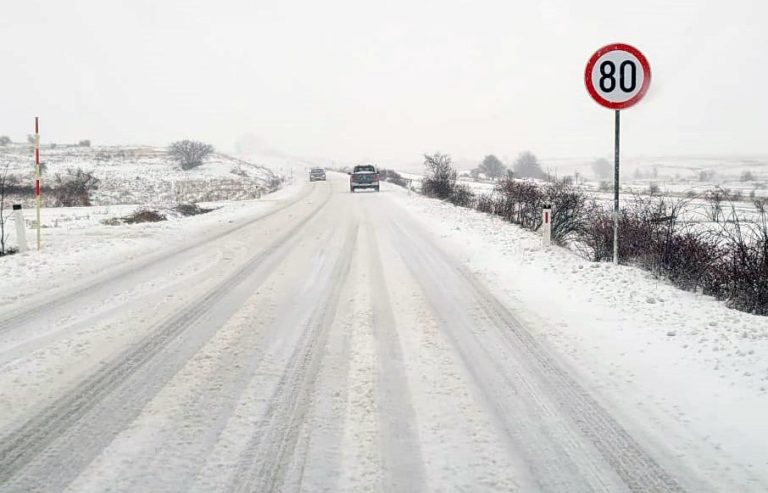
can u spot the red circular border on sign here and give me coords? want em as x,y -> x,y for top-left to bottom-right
585,43 -> 651,110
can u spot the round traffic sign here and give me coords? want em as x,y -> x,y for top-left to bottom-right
585,43 -> 651,110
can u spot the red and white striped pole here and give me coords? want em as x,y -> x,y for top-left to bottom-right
34,117 -> 41,250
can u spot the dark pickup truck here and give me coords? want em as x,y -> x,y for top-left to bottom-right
349,164 -> 380,192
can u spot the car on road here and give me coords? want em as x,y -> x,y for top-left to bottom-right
349,164 -> 380,192
309,167 -> 326,181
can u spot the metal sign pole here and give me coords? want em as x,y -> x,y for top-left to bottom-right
585,43 -> 650,265
613,110 -> 620,264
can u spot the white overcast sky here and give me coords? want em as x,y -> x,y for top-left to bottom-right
1,0 -> 766,166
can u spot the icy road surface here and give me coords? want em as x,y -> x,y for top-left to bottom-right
0,173 -> 743,492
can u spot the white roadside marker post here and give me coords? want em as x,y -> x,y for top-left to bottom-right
585,43 -> 651,264
542,205 -> 552,246
12,204 -> 28,252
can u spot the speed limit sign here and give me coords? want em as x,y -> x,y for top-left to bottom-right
585,43 -> 651,265
585,43 -> 651,110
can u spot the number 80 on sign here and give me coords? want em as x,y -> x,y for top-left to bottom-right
585,43 -> 651,110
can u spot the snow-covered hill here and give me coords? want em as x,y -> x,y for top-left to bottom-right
0,144 -> 283,207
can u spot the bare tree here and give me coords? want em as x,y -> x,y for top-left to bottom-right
168,140 -> 214,170
741,170 -> 755,182
0,136 -> 11,146
478,155 -> 506,181
591,158 -> 612,180
513,151 -> 544,179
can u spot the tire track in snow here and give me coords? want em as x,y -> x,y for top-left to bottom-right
0,186 -> 333,492
389,217 -> 687,492
0,182 -> 319,335
114,226 -> 344,493
365,217 -> 426,492
228,223 -> 358,493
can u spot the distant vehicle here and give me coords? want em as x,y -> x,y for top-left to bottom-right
349,164 -> 380,192
309,167 -> 326,181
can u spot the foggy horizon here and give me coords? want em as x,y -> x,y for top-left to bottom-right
2,0 -> 767,166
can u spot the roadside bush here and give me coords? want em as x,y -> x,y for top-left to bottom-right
415,152 -> 768,315
175,203 -> 214,216
168,140 -> 214,170
477,193 -> 494,214
422,153 -> 457,200
713,204 -> 768,314
123,209 -> 166,224
448,184 -> 475,208
545,179 -> 588,244
53,168 -> 100,206
380,169 -> 408,188
573,201 -> 614,261
493,179 -> 544,229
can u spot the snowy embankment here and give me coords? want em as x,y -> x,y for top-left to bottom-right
0,179 -> 304,311
387,184 -> 768,488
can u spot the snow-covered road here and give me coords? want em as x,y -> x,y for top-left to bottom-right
0,173 -> 760,492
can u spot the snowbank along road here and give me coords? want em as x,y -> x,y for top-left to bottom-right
0,172 -> 741,492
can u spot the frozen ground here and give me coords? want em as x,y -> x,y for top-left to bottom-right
0,173 -> 766,492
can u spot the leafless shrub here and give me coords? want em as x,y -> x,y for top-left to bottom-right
422,153 -> 457,200
477,193 -> 494,214
380,169 -> 408,187
573,201 -> 614,261
545,179 -> 588,245
493,179 -> 544,229
703,187 -> 727,222
449,184 -> 475,208
53,168 -> 100,207
711,202 -> 768,314
120,209 -> 166,224
175,203 -> 214,216
168,140 -> 214,170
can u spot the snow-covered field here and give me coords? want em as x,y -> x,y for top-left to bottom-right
0,144 -> 282,208
0,173 -> 767,491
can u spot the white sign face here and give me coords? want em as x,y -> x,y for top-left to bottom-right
585,43 -> 651,110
